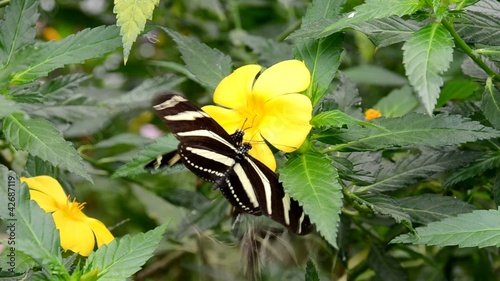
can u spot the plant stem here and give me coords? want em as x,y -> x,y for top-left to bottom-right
441,19 -> 500,82
229,0 -> 242,30
0,0 -> 10,8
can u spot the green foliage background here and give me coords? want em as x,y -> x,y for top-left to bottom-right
0,0 -> 500,280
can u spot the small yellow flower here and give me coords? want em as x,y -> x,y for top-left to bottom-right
202,60 -> 312,171
365,108 -> 382,120
20,176 -> 114,256
42,26 -> 62,41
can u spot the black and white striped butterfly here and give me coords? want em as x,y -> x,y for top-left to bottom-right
150,94 -> 313,235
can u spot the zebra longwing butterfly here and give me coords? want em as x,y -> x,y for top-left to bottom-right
151,94 -> 313,235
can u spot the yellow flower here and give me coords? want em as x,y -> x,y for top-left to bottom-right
365,108 -> 382,120
202,60 -> 312,171
20,176 -> 114,256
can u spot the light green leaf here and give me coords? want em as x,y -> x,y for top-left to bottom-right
11,25 -> 121,84
392,209 -> 500,248
397,194 -> 477,224
2,114 -> 92,182
289,0 -> 424,40
373,85 -> 419,117
443,151 -> 500,188
353,193 -> 411,223
343,65 -> 408,86
402,23 -> 454,115
436,79 -> 479,108
302,0 -> 345,24
294,34 -> 343,106
482,80 -> 500,129
114,0 -> 159,64
0,0 -> 38,67
14,179 -> 67,277
311,110 -> 359,128
104,75 -> 186,108
84,223 -> 168,280
0,95 -> 25,118
281,152 -> 343,248
162,28 -> 233,92
355,151 -> 480,193
351,17 -> 421,47
112,134 -> 181,178
317,113 -> 500,151
476,45 -> 500,62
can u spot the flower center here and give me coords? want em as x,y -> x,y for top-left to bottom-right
64,196 -> 86,219
239,95 -> 265,142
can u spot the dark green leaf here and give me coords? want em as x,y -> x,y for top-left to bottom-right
317,113 -> 500,151
397,194 -> 477,224
36,73 -> 91,98
455,11 -> 500,45
368,244 -> 408,281
0,95 -> 25,118
231,32 -> 293,65
294,34 -> 343,106
10,25 -> 121,84
305,259 -> 320,281
311,110 -> 359,128
24,104 -> 110,123
351,17 -> 421,47
443,151 -> 500,188
353,192 -> 411,223
302,0 -> 345,24
482,81 -> 500,129
392,209 -> 500,248
162,28 -> 233,91
402,23 -> 454,115
2,114 -> 92,182
112,134 -> 181,178
281,152 -> 343,248
355,151 -> 481,193
343,65 -> 408,86
176,197 -> 228,238
328,73 -> 364,119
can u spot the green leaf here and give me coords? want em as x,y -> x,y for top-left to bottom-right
15,179 -> 67,277
302,0 -> 345,24
351,17 -> 421,47
355,151 -> 480,193
36,73 -> 91,98
397,194 -> 477,224
402,23 -> 454,115
162,28 -> 233,92
443,151 -> 500,188
230,31 -> 293,65
343,65 -> 408,86
328,73 -> 364,119
114,0 -> 159,64
373,85 -> 419,117
436,79 -> 480,108
294,34 -> 343,106
289,0 -> 424,40
368,244 -> 408,281
482,80 -> 500,129
83,223 -> 168,280
104,75 -> 186,108
353,193 -> 411,223
392,208 -> 500,248
0,166 -> 13,221
24,104 -> 110,123
476,45 -> 500,62
455,11 -> 500,45
112,134 -> 180,178
0,0 -> 38,67
0,95 -> 25,118
305,259 -> 320,281
317,113 -> 500,151
2,114 -> 92,182
281,152 -> 343,248
175,197 -> 228,238
10,25 -> 121,84
311,110 -> 359,128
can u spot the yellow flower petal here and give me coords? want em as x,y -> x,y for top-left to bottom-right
259,94 -> 312,152
252,60 -> 311,101
248,141 -> 277,172
202,105 -> 247,135
28,190 -> 61,213
213,64 -> 262,109
21,176 -> 68,211
85,217 -> 115,247
52,209 -> 95,256
365,108 -> 382,120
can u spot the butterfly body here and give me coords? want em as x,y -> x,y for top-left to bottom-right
152,94 -> 312,235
